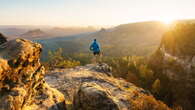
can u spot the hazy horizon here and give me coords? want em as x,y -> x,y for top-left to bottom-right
1,0 -> 195,27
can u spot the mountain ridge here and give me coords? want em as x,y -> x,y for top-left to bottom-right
20,29 -> 47,39
35,21 -> 168,61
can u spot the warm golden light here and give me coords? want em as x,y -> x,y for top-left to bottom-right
160,18 -> 175,25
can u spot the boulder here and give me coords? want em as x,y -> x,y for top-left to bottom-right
90,63 -> 112,76
0,39 -> 66,110
73,83 -> 119,110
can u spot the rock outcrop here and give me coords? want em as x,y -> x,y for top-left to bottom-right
0,39 -> 66,110
73,83 -> 120,110
0,33 -> 7,45
46,64 -> 170,110
21,29 -> 47,39
150,23 -> 195,81
148,23 -> 195,110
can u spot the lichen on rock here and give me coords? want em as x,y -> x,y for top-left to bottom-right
73,83 -> 120,110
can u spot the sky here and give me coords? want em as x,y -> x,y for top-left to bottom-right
0,0 -> 195,27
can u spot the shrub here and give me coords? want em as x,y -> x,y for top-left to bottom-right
45,48 -> 80,69
131,95 -> 171,110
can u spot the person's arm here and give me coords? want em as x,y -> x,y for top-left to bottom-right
89,43 -> 93,51
97,43 -> 100,50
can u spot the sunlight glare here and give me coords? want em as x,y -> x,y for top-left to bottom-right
160,18 -> 175,25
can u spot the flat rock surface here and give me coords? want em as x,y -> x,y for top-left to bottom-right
46,64 -> 170,110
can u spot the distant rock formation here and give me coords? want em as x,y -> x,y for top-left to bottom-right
0,33 -> 7,45
0,39 -> 66,110
99,28 -> 106,32
46,64 -> 170,110
21,29 -> 47,39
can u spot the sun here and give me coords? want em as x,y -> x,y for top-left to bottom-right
160,18 -> 175,25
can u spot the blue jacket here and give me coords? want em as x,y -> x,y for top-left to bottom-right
90,41 -> 100,52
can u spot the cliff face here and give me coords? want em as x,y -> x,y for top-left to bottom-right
46,64 -> 170,110
148,23 -> 195,110
0,39 -> 66,110
151,23 -> 195,82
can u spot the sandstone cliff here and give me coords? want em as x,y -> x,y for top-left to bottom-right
148,23 -> 195,110
151,23 -> 195,82
0,39 -> 66,110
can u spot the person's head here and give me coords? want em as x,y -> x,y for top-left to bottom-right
94,39 -> 97,41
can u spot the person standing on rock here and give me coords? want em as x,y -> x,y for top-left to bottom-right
90,39 -> 102,64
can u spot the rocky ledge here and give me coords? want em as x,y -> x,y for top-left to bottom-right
46,64 -> 170,110
0,39 -> 66,110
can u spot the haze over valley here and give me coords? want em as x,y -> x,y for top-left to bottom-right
1,0 -> 195,110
